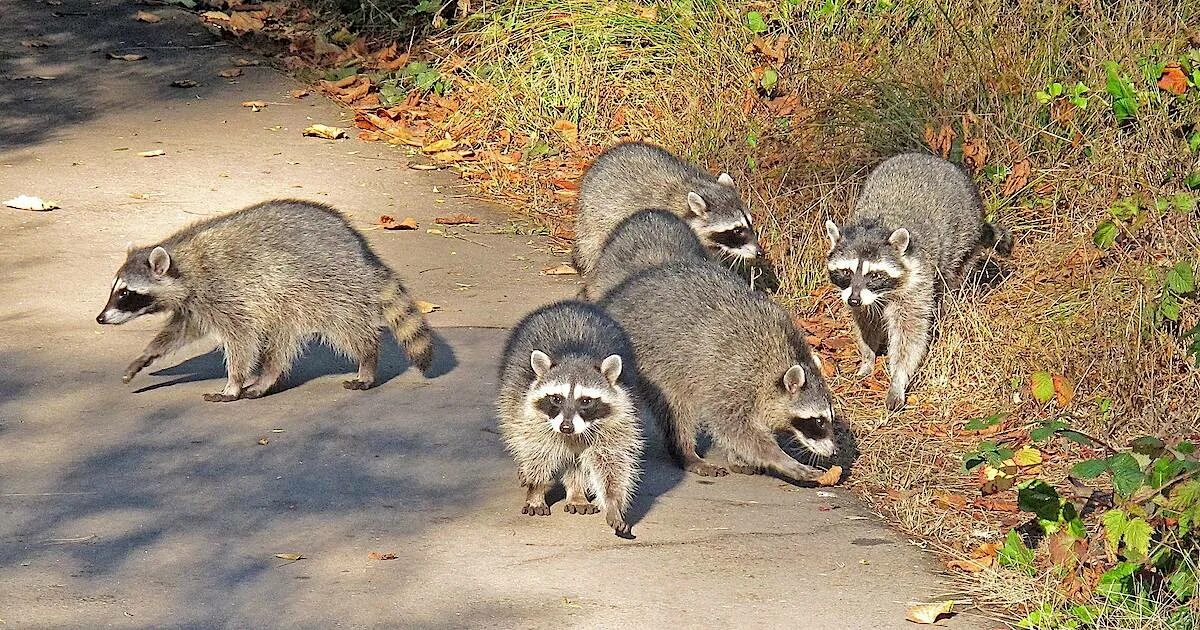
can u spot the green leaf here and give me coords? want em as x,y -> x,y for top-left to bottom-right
1168,567 -> 1196,600
998,530 -> 1034,569
1031,420 -> 1070,442
1121,517 -> 1152,559
1097,561 -> 1139,601
1031,371 -> 1055,404
1093,220 -> 1118,249
1069,605 -> 1101,624
1049,82 -> 1064,97
1018,479 -> 1064,522
1102,509 -> 1129,553
1109,197 -> 1140,220
1178,441 -> 1197,455
1131,436 -> 1166,455
1072,458 -> 1111,479
1186,170 -> 1200,190
1104,62 -> 1138,122
1148,456 -> 1186,488
746,11 -> 767,33
1173,193 -> 1197,214
1166,262 -> 1195,294
1188,131 -> 1200,154
1109,453 -> 1145,497
1159,291 -> 1181,322
964,414 -> 1003,431
760,68 -> 778,91
1060,430 -> 1096,446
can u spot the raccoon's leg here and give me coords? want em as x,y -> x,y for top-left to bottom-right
562,460 -> 599,515
204,337 -> 258,403
582,450 -> 637,538
243,336 -> 302,399
849,316 -> 877,378
124,314 -> 199,383
884,303 -> 934,412
721,425 -> 823,483
726,451 -> 761,475
659,398 -> 727,477
337,328 -> 381,391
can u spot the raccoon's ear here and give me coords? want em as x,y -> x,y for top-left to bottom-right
148,246 -> 171,277
125,241 -> 137,254
824,220 -> 841,249
530,350 -> 552,378
717,172 -> 735,187
783,364 -> 806,394
686,192 -> 708,218
600,354 -> 623,385
889,228 -> 910,254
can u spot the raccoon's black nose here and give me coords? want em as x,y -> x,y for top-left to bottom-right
96,313 -> 107,324
847,295 -> 862,307
559,419 -> 574,434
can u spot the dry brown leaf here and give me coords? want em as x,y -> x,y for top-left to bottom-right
434,213 -> 479,226
946,556 -> 993,572
974,497 -> 1019,512
228,12 -> 264,32
1065,247 -> 1103,267
1158,62 -> 1188,95
134,10 -> 161,23
107,52 -> 146,61
232,57 -> 260,67
368,552 -> 398,561
409,163 -> 440,171
961,138 -> 988,173
1002,160 -> 1031,196
218,68 -> 244,78
923,124 -> 955,158
541,263 -> 578,276
1052,374 -> 1074,407
201,10 -> 230,21
241,100 -> 267,109
379,215 -> 418,230
302,124 -> 346,140
816,465 -> 842,486
137,149 -> 165,157
415,301 -> 440,314
550,119 -> 578,144
932,491 -> 968,510
273,553 -> 304,561
289,89 -> 309,99
905,601 -> 955,624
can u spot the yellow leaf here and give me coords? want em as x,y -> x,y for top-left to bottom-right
905,601 -> 955,624
415,301 -> 440,314
422,138 -> 457,153
1012,446 -> 1043,467
273,553 -> 304,561
302,124 -> 346,140
816,465 -> 842,486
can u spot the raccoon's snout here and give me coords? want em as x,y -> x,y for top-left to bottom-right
559,418 -> 575,434
847,294 -> 862,307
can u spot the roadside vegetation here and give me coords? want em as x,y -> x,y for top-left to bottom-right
197,0 -> 1199,625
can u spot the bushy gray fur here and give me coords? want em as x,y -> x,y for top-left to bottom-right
600,261 -> 836,481
825,153 -> 1011,411
497,301 -> 644,537
580,209 -> 709,301
97,199 -> 433,401
572,142 -> 761,274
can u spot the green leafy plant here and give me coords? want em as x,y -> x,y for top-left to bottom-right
1104,61 -> 1139,123
1036,81 -> 1089,109
963,440 -> 1015,471
1092,197 -> 1144,249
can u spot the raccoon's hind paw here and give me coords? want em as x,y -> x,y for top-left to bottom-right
242,387 -> 271,399
606,514 -> 634,539
885,389 -> 907,412
202,392 -> 241,403
855,360 -> 875,378
564,502 -> 600,515
728,464 -> 760,475
685,461 -> 728,477
342,379 -> 375,391
521,503 -> 551,516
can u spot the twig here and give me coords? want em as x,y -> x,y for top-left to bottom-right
1130,465 -> 1200,505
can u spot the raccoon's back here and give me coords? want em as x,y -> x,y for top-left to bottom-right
855,154 -> 984,270
500,301 -> 635,392
166,200 -> 390,322
587,210 -> 709,300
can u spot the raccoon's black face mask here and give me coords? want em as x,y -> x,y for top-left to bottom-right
96,246 -> 173,325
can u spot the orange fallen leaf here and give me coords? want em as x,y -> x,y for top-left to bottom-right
550,119 -> 578,144
816,465 -> 842,486
228,12 -> 264,32
974,497 -> 1019,512
415,301 -> 440,314
932,491 -> 968,510
218,68 -> 244,78
379,215 -> 418,230
200,10 -> 229,21
434,213 -> 479,226
906,601 -> 955,624
961,137 -> 988,173
242,100 -> 267,108
1157,62 -> 1188,95
134,10 -> 161,23
289,89 -> 309,99
946,556 -> 993,572
1052,374 -> 1074,407
1002,160 -> 1030,196
368,552 -> 398,560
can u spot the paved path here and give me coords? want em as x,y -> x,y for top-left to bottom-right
0,3 -> 990,628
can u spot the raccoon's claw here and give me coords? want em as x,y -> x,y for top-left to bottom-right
855,361 -> 875,378
203,393 -> 241,403
885,390 -> 907,411
521,503 -> 550,516
342,379 -> 374,391
728,464 -> 760,475
607,515 -> 634,539
685,461 -> 728,477
121,372 -> 136,384
242,388 -> 268,399
564,502 -> 600,515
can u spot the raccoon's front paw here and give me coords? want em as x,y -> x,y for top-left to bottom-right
728,464 -> 760,475
855,360 -> 875,378
685,461 -> 728,477
122,359 -> 148,383
606,514 -> 634,539
521,503 -> 550,516
885,389 -> 907,411
203,393 -> 241,403
342,379 -> 374,391
564,501 -> 599,515
242,387 -> 270,399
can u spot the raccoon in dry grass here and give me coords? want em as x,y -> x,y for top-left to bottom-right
496,301 -> 643,538
824,153 -> 1012,411
96,199 -> 434,401
600,260 -> 836,482
572,142 -> 763,276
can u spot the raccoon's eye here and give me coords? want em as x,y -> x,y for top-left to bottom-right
577,396 -> 596,410
731,227 -> 747,238
549,394 -> 565,406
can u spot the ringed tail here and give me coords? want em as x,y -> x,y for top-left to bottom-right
381,276 -> 434,373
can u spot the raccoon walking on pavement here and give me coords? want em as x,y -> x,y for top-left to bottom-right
600,261 -> 837,481
96,199 -> 435,401
580,209 -> 709,301
572,142 -> 763,276
824,153 -> 1012,411
497,301 -> 644,538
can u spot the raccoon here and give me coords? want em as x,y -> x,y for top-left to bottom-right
824,153 -> 1012,411
96,199 -> 434,402
572,142 -> 763,275
496,301 -> 644,538
600,260 -> 836,481
580,209 -> 709,301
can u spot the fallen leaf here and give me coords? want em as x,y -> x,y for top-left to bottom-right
232,57 -> 260,67
379,215 -> 418,230
1002,159 -> 1030,196
134,10 -> 161,23
200,10 -> 230,21
974,497 -> 1020,512
961,138 -> 988,173
905,600 -> 955,624
1012,446 -> 1043,467
550,119 -> 578,144
5,195 -> 58,211
434,213 -> 479,226
273,553 -> 304,561
368,552 -> 398,560
946,556 -> 993,572
241,100 -> 267,108
107,52 -> 146,61
422,138 -> 457,153
218,68 -> 243,78
289,88 -> 309,99
257,437 -> 269,445
923,124 -> 955,158
302,124 -> 346,140
816,465 -> 842,486
409,163 -> 440,170
541,263 -> 578,276
933,491 -> 968,510
137,149 -> 165,157
170,79 -> 199,88
228,12 -> 264,32
1052,374 -> 1074,407
1157,62 -> 1188,95
415,301 -> 440,314
1030,371 -> 1055,404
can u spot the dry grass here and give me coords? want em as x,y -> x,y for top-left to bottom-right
304,0 -> 1200,622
